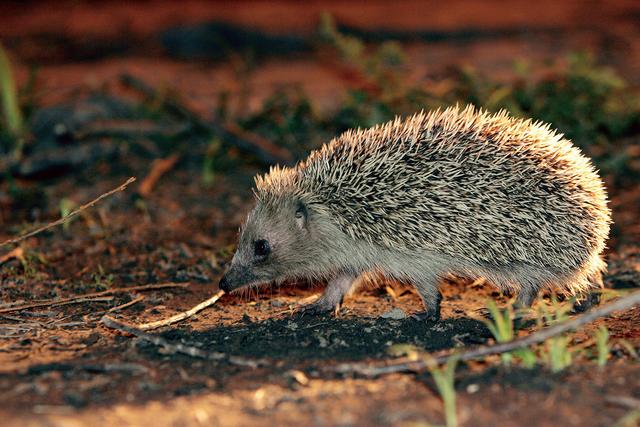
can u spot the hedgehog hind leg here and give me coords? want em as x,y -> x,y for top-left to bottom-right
412,274 -> 443,322
558,254 -> 606,313
515,287 -> 539,308
572,267 -> 605,313
572,292 -> 600,313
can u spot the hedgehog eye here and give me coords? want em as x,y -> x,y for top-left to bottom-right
295,201 -> 308,229
253,239 -> 270,259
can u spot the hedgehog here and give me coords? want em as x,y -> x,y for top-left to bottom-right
218,105 -> 611,320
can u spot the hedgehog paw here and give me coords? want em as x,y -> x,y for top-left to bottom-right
299,299 -> 338,316
572,292 -> 600,313
298,274 -> 355,316
411,310 -> 440,323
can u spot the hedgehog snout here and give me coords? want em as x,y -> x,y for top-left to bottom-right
218,275 -> 231,292
218,260 -> 261,292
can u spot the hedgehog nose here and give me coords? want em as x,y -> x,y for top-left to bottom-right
219,275 -> 230,292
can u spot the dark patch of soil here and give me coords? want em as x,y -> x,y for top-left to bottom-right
154,315 -> 490,361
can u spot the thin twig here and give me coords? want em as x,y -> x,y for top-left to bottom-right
73,120 -> 189,141
108,295 -> 145,313
0,282 -> 189,314
138,154 -> 180,197
2,297 -> 117,317
137,290 -> 225,330
333,290 -> 640,377
0,247 -> 24,265
100,314 -> 262,368
605,395 -> 640,409
0,177 -> 136,247
0,296 -> 116,313
101,315 -> 212,358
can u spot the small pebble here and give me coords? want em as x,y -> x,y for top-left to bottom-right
380,308 -> 407,320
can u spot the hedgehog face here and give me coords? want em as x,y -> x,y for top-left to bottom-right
219,197 -> 313,292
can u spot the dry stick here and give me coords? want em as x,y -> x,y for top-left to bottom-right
0,282 -> 189,314
120,74 -> 292,165
107,295 -> 145,313
333,290 -> 640,377
0,177 -> 136,248
73,119 -> 190,141
0,247 -> 24,265
137,290 -> 225,330
100,314 -> 262,368
101,315 -> 212,358
138,154 -> 180,197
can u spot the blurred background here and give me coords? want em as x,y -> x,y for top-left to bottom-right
1,0 -> 640,237
1,2 -> 640,425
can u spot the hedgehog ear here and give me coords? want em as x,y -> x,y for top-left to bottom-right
294,200 -> 308,230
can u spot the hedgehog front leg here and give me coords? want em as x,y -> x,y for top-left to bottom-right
302,273 -> 356,314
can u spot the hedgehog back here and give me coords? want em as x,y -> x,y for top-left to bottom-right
256,106 -> 610,273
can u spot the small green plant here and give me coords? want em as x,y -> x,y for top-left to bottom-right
449,53 -> 640,152
514,348 -> 538,369
545,335 -> 573,373
18,249 -> 47,279
482,299 -> 515,365
318,13 -> 422,131
612,408 -> 640,427
92,264 -> 114,289
594,325 -> 610,367
59,198 -> 77,232
202,137 -> 222,186
537,297 -> 575,372
240,88 -> 319,158
315,18 -> 640,176
426,355 -> 459,427
386,343 -> 421,359
0,43 -> 24,153
537,295 -> 573,327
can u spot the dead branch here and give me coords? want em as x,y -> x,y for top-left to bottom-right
605,395 -> 640,410
0,247 -> 24,265
0,282 -> 189,314
221,122 -> 293,164
0,296 -> 115,313
138,154 -> 180,197
100,314 -> 262,368
108,295 -> 145,313
120,73 -> 292,165
73,120 -> 189,141
333,290 -> 640,377
137,290 -> 225,330
0,177 -> 136,248
102,315 -> 212,358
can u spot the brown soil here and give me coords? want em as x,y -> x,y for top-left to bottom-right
0,162 -> 638,427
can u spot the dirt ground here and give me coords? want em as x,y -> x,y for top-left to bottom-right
1,1 -> 639,426
0,168 -> 639,427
